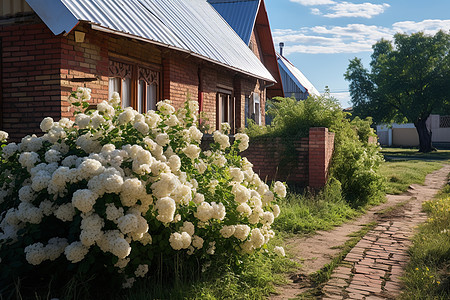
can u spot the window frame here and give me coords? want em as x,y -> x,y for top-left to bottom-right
108,58 -> 160,113
216,88 -> 235,132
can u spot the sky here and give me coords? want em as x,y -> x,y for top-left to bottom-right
264,0 -> 450,108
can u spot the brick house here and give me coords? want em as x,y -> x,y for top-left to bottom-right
0,0 -> 282,141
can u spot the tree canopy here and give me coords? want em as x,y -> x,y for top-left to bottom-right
345,30 -> 450,152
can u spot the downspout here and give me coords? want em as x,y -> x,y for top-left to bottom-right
198,67 -> 203,114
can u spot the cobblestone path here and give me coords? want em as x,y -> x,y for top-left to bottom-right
321,164 -> 450,300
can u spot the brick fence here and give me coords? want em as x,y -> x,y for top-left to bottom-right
241,127 -> 335,188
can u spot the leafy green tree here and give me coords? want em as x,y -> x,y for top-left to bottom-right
345,31 -> 450,152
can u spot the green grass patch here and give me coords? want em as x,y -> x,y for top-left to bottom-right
380,160 -> 443,194
273,186 -> 359,235
400,184 -> 450,300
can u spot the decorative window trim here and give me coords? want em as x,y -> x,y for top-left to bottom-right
108,59 -> 160,113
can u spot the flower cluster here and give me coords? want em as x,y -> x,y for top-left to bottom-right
0,88 -> 285,288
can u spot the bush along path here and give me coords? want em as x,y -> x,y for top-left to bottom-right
271,164 -> 450,300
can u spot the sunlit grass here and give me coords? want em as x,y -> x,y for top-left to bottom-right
400,184 -> 450,299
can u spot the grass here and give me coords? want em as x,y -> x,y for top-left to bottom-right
400,183 -> 450,300
380,147 -> 450,194
273,183 -> 359,235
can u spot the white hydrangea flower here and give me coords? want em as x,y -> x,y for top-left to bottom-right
75,113 -> 90,129
213,131 -> 230,150
273,181 -> 287,198
0,130 -> 8,141
54,203 -> 76,222
234,224 -> 250,241
169,232 -> 191,250
65,241 -> 89,263
109,92 -> 121,107
168,155 -> 181,172
182,144 -> 201,160
156,100 -> 175,115
24,242 -> 46,265
19,152 -> 40,171
117,214 -> 138,234
2,142 -> 18,159
229,167 -> 244,183
72,189 -> 97,213
196,201 -> 213,222
118,108 -> 136,125
220,225 -> 235,238
192,235 -> 204,249
180,221 -> 195,236
135,264 -> 149,278
273,204 -> 281,218
211,202 -> 226,220
134,121 -> 149,135
40,117 -> 54,132
155,197 -> 176,223
234,133 -> 249,152
188,126 -> 203,143
274,246 -> 286,257
105,203 -> 125,223
97,100 -> 115,117
237,203 -> 252,216
155,133 -> 169,147
232,184 -> 251,204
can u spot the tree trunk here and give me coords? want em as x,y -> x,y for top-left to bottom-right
414,118 -> 433,153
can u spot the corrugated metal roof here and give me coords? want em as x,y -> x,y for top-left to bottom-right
207,0 -> 260,45
26,0 -> 275,82
277,53 -> 320,97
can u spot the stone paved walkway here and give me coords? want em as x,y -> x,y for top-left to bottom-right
321,164 -> 450,300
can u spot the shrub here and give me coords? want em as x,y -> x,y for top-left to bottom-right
0,88 -> 285,296
246,93 -> 385,207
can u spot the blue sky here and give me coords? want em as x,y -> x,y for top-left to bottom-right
264,0 -> 450,107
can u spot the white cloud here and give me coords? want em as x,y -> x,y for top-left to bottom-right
291,0 -> 390,19
393,19 -> 450,35
311,8 -> 322,15
273,19 -> 450,55
290,0 -> 336,6
323,2 -> 390,19
273,24 -> 393,54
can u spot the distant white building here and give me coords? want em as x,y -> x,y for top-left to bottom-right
376,115 -> 450,147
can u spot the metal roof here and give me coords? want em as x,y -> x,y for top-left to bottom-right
207,0 -> 260,45
26,0 -> 275,82
277,53 -> 320,97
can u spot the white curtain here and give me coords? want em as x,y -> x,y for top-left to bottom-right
122,78 -> 131,108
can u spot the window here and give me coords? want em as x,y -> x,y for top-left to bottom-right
108,60 -> 132,108
247,93 -> 261,125
109,60 -> 159,112
216,89 -> 234,132
440,115 -> 450,128
138,67 -> 158,113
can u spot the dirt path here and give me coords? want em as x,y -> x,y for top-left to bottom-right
270,164 -> 450,300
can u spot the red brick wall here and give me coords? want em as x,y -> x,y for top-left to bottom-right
309,127 -> 335,188
0,22 -> 62,140
242,127 -> 335,188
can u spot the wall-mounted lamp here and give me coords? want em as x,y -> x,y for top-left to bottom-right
75,31 -> 85,43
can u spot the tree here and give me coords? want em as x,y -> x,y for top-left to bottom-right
345,31 -> 450,152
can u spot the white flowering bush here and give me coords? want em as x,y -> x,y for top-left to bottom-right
0,88 -> 285,291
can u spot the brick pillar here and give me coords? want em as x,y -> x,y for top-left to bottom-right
309,127 -> 334,188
